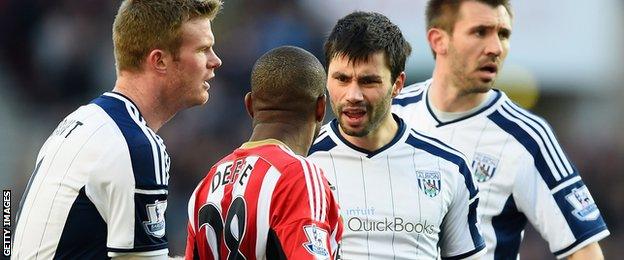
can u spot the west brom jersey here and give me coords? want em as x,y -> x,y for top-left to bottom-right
13,92 -> 170,259
392,80 -> 610,259
186,139 -> 343,260
308,115 -> 485,259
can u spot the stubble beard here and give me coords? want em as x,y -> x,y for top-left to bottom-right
449,46 -> 496,96
335,88 -> 394,138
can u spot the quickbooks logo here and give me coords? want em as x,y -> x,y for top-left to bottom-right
347,217 -> 435,234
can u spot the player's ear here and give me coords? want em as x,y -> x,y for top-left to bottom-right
147,49 -> 170,73
244,92 -> 254,118
428,28 -> 448,57
315,94 -> 326,123
391,72 -> 406,98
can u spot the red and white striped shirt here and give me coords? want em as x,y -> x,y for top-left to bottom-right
186,139 -> 343,260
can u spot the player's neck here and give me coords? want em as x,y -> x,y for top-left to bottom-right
430,72 -> 489,113
113,75 -> 175,132
248,121 -> 314,156
340,114 -> 398,152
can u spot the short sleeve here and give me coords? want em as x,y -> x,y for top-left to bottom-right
439,162 -> 486,259
85,125 -> 168,257
512,154 -> 609,259
268,159 -> 342,260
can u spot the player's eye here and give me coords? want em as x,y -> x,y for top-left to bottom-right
360,79 -> 377,85
475,28 -> 487,37
499,30 -> 511,40
335,75 -> 349,83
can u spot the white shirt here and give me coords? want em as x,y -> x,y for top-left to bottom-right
392,79 -> 610,259
13,92 -> 170,259
308,115 -> 485,259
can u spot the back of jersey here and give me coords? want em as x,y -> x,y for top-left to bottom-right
186,140 -> 342,260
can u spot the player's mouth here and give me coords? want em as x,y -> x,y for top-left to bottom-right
202,80 -> 210,90
342,108 -> 367,126
477,63 -> 498,81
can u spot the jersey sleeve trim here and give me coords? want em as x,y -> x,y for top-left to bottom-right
107,243 -> 168,253
135,188 -> 168,195
553,227 -> 610,259
441,243 -> 486,260
108,248 -> 168,257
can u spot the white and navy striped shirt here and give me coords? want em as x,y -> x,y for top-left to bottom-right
392,80 -> 609,259
14,92 -> 170,259
308,115 -> 485,259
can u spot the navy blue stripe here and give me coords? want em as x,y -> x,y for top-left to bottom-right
54,187 -> 108,260
110,92 -> 143,114
318,129 -> 328,137
492,196 -> 527,260
410,129 -> 463,159
144,128 -> 164,184
467,198 -> 483,249
400,84 -> 426,94
308,135 -> 337,155
505,101 -> 572,174
501,104 -> 566,178
330,114 -> 407,158
488,110 -> 560,189
92,95 -> 165,189
441,243 -> 485,260
406,131 -> 478,198
392,92 -> 423,107
427,90 -> 502,127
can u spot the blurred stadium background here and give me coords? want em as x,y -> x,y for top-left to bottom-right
1,0 -> 622,258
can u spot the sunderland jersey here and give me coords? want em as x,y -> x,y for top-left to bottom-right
308,115 -> 485,260
392,79 -> 610,259
186,139 -> 342,260
13,92 -> 170,259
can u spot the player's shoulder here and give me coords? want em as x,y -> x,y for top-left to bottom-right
309,123 -> 339,156
405,127 -> 470,168
232,143 -> 312,180
488,90 -> 577,184
488,91 -> 564,154
90,92 -> 157,147
89,92 -> 169,188
393,79 -> 430,107
492,92 -> 552,125
43,100 -> 126,152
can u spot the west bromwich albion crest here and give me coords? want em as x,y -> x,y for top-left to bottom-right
471,152 -> 499,182
565,185 -> 600,221
416,171 -> 441,197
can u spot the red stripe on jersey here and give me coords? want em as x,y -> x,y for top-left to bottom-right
187,144 -> 342,260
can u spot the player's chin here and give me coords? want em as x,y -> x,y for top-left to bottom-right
197,86 -> 210,103
339,123 -> 369,137
185,92 -> 210,108
469,81 -> 493,94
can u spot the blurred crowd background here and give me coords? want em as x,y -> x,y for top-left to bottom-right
1,0 -> 622,258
